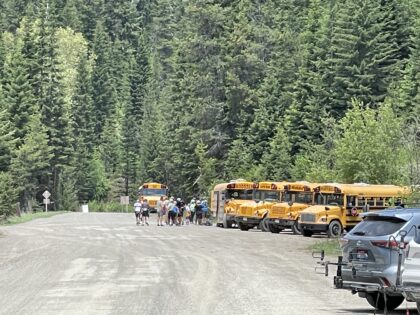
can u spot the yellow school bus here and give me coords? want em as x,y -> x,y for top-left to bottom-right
266,182 -> 319,234
137,182 -> 169,212
212,179 -> 254,228
235,181 -> 288,231
299,183 -> 409,237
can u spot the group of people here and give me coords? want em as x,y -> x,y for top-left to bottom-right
134,196 -> 210,226
134,198 -> 151,226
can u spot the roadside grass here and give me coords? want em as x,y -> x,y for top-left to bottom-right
308,238 -> 342,256
88,201 -> 128,212
0,211 -> 67,226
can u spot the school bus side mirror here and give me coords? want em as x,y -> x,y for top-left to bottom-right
288,201 -> 293,207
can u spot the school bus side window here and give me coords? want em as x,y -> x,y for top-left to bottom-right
346,196 -> 356,208
367,197 -> 375,206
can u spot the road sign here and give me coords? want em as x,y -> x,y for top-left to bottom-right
43,190 -> 51,199
43,199 -> 51,204
120,196 -> 129,205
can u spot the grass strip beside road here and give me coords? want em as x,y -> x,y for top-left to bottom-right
308,238 -> 342,256
0,211 -> 67,226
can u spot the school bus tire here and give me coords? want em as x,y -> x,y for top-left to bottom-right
327,220 -> 342,238
268,224 -> 283,234
291,221 -> 301,235
238,222 -> 250,231
302,229 -> 313,237
222,214 -> 232,228
261,217 -> 270,232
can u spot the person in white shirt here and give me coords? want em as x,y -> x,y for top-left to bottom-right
134,199 -> 142,225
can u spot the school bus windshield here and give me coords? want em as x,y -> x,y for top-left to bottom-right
284,192 -> 312,204
254,190 -> 281,201
315,193 -> 344,206
226,189 -> 253,200
141,188 -> 167,196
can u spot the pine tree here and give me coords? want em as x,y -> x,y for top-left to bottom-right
70,49 -> 95,151
35,1 -> 74,209
103,0 -> 142,43
91,18 -> 116,137
58,167 -> 79,211
0,172 -> 18,219
284,0 -> 332,154
78,0 -> 104,43
87,150 -> 109,201
60,0 -> 82,31
99,112 -> 123,179
194,141 -> 217,197
260,124 -> 291,181
0,98 -> 17,172
10,114 -> 53,211
1,0 -> 27,33
224,139 -> 253,181
2,34 -> 36,145
327,0 -> 402,114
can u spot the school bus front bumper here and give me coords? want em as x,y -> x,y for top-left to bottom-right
235,216 -> 261,225
300,223 -> 329,233
268,218 -> 295,228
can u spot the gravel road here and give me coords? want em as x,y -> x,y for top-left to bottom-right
0,213 -> 417,315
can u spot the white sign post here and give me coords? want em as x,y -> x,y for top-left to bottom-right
120,196 -> 129,212
43,190 -> 51,212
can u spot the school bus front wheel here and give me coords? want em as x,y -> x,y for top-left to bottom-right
327,220 -> 343,238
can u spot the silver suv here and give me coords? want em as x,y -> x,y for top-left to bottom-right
337,208 -> 420,311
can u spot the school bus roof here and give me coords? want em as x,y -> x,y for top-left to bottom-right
256,181 -> 289,191
139,182 -> 167,189
314,183 -> 409,196
212,181 -> 254,191
284,182 -> 321,192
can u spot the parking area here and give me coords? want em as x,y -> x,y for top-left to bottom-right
0,212 -> 417,314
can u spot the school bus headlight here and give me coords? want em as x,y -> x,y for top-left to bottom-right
320,217 -> 327,222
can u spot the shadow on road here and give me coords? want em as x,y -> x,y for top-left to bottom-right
337,308 -> 417,314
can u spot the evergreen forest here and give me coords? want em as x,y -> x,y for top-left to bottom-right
0,0 -> 420,216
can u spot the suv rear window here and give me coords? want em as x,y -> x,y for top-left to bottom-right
350,216 -> 406,237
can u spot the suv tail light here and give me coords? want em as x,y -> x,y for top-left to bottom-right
371,240 -> 408,250
380,277 -> 391,287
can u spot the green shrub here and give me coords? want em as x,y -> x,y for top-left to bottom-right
0,172 -> 18,220
88,200 -> 127,212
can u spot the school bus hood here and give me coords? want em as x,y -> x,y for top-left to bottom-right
269,202 -> 310,218
238,201 -> 275,217
225,200 -> 255,215
301,205 -> 341,215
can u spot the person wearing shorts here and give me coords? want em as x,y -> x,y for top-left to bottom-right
141,199 -> 150,226
134,199 -> 142,225
169,201 -> 178,226
157,196 -> 165,226
177,199 -> 184,226
195,200 -> 203,225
